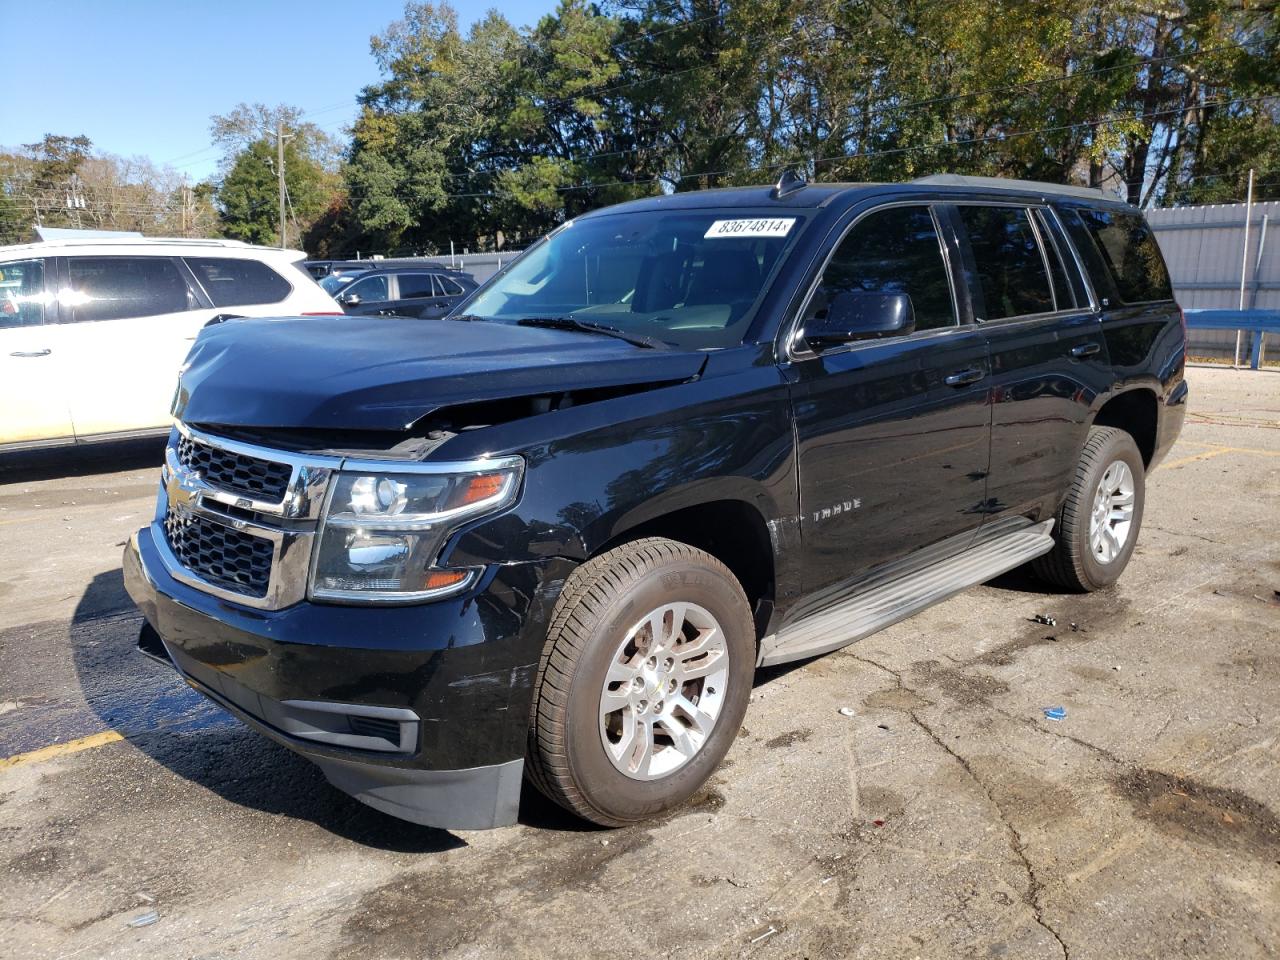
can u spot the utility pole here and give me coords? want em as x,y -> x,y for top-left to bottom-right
1234,168 -> 1255,369
277,119 -> 287,249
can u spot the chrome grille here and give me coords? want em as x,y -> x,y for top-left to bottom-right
163,507 -> 274,598
177,433 -> 293,503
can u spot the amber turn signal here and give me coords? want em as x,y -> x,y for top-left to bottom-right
453,472 -> 507,507
424,570 -> 469,591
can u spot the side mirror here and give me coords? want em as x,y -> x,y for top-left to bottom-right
339,292 -> 361,307
802,291 -> 915,348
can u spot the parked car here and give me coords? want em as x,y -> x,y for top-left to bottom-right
0,238 -> 342,450
124,174 -> 1186,831
321,266 -> 477,319
302,259 -> 371,280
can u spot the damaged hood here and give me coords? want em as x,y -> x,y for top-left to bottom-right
173,315 -> 708,431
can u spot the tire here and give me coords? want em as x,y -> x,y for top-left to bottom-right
1033,426 -> 1146,592
526,537 -> 755,827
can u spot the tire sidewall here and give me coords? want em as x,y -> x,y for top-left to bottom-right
1076,433 -> 1145,589
563,557 -> 754,823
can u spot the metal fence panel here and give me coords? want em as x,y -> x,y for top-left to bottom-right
1147,201 -> 1280,358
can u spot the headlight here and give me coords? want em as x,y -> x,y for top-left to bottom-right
309,457 -> 523,603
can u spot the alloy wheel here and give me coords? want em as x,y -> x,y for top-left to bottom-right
598,602 -> 730,780
1089,459 -> 1136,564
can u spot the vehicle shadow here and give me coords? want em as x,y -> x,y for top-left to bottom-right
0,437 -> 166,483
982,566 -> 1057,595
69,565 -> 790,844
69,568 -> 464,853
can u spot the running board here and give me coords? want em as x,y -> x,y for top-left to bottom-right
758,520 -> 1055,667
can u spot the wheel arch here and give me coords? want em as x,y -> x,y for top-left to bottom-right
1090,387 -> 1159,467
592,496 -> 778,642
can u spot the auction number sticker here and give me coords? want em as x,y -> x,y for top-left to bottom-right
703,218 -> 796,239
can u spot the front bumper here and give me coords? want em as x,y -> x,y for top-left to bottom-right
124,524 -> 574,829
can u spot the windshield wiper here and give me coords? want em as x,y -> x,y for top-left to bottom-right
517,316 -> 667,350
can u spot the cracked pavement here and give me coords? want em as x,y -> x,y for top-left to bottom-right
2,365 -> 1278,959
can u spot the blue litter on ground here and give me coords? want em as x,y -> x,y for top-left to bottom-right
1043,706 -> 1067,722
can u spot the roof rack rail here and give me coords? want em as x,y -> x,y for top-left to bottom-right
912,173 -> 1110,202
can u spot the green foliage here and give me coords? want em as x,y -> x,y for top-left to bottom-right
210,102 -> 343,248
319,0 -> 1276,257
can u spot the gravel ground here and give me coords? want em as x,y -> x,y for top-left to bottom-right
1,365 -> 1277,960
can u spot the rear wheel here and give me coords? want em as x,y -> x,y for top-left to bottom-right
1033,426 -> 1145,591
526,537 -> 754,826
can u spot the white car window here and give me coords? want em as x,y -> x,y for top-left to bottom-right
0,259 -> 50,328
185,257 -> 292,307
63,257 -> 197,323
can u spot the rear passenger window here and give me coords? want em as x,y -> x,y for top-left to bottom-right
65,257 -> 196,323
955,206 -> 1054,319
0,259 -> 49,328
436,275 -> 465,296
1069,208 -> 1172,304
397,274 -> 435,299
817,205 -> 956,332
184,257 -> 292,307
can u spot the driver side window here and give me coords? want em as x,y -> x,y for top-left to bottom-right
345,275 -> 388,302
813,206 -> 957,333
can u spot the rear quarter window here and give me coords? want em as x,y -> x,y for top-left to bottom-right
185,257 -> 292,307
1064,208 -> 1172,305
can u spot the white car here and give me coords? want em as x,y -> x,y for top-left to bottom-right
0,237 -> 342,450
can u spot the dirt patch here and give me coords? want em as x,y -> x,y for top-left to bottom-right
994,771 -> 1081,824
1070,665 -> 1118,683
862,687 -> 931,712
971,630 -> 1089,667
765,728 -> 812,749
857,786 -> 906,819
685,786 -> 726,814
910,660 -> 1010,707
969,591 -> 1130,667
1224,652 -> 1280,681
1115,768 -> 1280,862
336,868 -> 503,958
6,844 -> 63,877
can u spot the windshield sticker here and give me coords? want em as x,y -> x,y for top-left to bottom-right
703,218 -> 796,239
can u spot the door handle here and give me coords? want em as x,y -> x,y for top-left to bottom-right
944,367 -> 986,387
1070,342 -> 1101,358
10,349 -> 51,358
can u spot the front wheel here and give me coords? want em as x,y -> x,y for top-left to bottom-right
526,538 -> 755,826
1033,426 -> 1146,591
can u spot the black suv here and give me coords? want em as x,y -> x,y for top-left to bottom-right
125,174 -> 1187,831
321,266 -> 477,319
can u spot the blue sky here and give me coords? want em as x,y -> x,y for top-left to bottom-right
1,0 -> 555,182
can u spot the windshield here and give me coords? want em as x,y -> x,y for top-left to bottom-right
461,211 -> 805,349
320,272 -> 361,295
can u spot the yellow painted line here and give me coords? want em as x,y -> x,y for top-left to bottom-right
0,730 -> 123,770
1176,440 -> 1280,457
1162,448 -> 1235,469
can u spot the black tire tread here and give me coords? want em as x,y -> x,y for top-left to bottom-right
1032,426 -> 1140,591
525,537 -> 746,824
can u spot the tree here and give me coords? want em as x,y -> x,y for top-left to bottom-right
210,102 -> 344,247
0,135 -> 218,239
